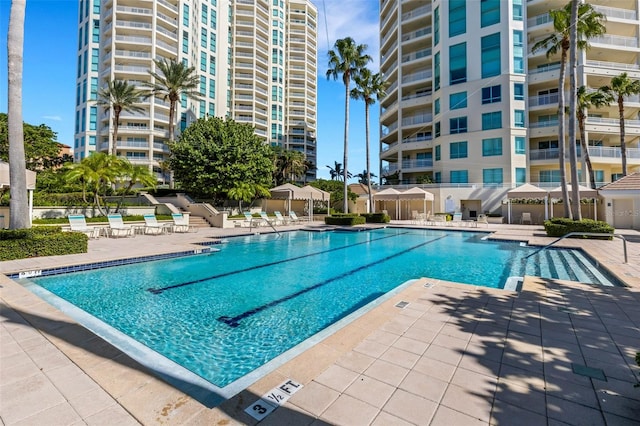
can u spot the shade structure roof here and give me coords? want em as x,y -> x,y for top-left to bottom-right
398,187 -> 435,201
549,184 -> 598,199
0,161 -> 36,190
507,183 -> 548,199
372,187 -> 402,200
301,185 -> 330,202
269,183 -> 316,200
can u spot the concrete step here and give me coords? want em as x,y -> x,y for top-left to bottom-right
187,216 -> 211,228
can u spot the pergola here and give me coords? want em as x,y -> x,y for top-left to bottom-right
269,183 -> 329,221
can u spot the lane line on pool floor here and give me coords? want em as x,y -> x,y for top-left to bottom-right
217,235 -> 448,328
146,231 -> 413,294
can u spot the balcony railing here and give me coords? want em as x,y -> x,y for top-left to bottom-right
403,134 -> 433,144
527,12 -> 552,28
401,3 -> 431,21
593,4 -> 637,20
592,34 -> 638,48
587,116 -> 640,127
529,147 -> 640,160
402,159 -> 433,169
402,113 -> 432,126
529,93 -> 559,107
530,120 -> 559,128
381,163 -> 400,175
381,141 -> 398,152
585,60 -> 640,72
403,69 -> 432,83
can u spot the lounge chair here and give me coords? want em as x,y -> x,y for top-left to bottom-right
143,214 -> 171,235
289,211 -> 303,223
521,212 -> 532,225
259,211 -> 275,226
449,212 -> 463,227
274,211 -> 289,225
106,213 -> 135,238
67,214 -> 100,239
241,212 -> 256,228
171,213 -> 197,233
476,214 -> 489,227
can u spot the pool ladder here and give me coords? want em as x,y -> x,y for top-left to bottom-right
523,232 -> 628,264
250,218 -> 281,237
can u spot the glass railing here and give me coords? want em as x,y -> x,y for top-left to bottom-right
593,4 -> 637,20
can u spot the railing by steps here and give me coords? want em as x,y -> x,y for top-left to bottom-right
524,232 -> 628,264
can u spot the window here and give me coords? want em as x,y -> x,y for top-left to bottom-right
449,0 -> 466,37
181,93 -> 187,108
91,48 -> 99,72
516,168 -> 526,184
89,136 -> 96,146
211,9 -> 217,29
450,117 -> 467,134
202,4 -> 208,24
481,0 -> 500,27
200,52 -> 207,71
434,6 -> 440,45
200,76 -> 206,95
482,85 -> 501,104
78,26 -> 83,50
514,83 -> 524,100
434,52 -> 441,90
435,121 -> 441,138
481,33 -> 500,78
210,33 -> 216,51
93,0 -> 100,14
450,92 -> 467,110
483,168 -> 503,184
514,110 -> 525,127
200,28 -> 207,48
81,108 -> 86,132
434,98 -> 440,115
89,107 -> 97,130
209,79 -> 216,98
540,170 -> 560,184
200,100 -> 206,118
513,30 -> 524,73
92,19 -> 99,43
450,141 -> 468,159
182,31 -> 189,54
594,170 -> 604,185
209,55 -> 216,75
515,136 -> 526,154
482,137 -> 502,156
434,172 -> 441,183
449,43 -> 466,85
513,0 -> 523,21
482,111 -> 501,130
435,145 -> 441,161
90,77 -> 98,100
183,4 -> 189,26
450,170 -> 468,183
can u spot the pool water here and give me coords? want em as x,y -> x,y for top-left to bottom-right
21,228 -> 617,388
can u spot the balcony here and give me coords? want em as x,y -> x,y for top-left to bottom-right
530,147 -> 640,161
381,163 -> 400,175
592,4 -> 637,20
528,93 -> 559,107
403,69 -> 432,84
591,34 -> 638,49
402,158 -> 433,169
402,113 -> 432,126
401,3 -> 431,21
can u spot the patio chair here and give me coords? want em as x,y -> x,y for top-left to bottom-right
143,214 -> 171,235
274,211 -> 289,225
289,211 -> 303,223
521,212 -> 532,225
171,213 -> 197,233
106,213 -> 135,238
411,210 -> 419,224
449,212 -> 464,227
67,214 -> 99,239
476,214 -> 489,227
259,211 -> 275,226
241,212 -> 256,228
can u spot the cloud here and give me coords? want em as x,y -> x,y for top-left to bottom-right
42,115 -> 62,121
312,0 -> 380,73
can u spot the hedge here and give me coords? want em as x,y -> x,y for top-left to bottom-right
0,227 -> 88,261
543,218 -> 614,239
360,213 -> 390,223
324,215 -> 366,226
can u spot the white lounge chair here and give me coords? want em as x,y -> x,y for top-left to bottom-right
521,212 -> 532,225
259,211 -> 274,226
274,211 -> 288,225
289,211 -> 303,223
171,213 -> 197,233
476,214 -> 489,227
106,213 -> 135,238
67,214 -> 99,239
143,214 -> 171,235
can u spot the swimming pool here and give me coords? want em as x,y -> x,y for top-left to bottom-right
17,228 -> 619,396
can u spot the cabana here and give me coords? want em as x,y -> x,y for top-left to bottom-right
0,161 -> 37,228
506,183 -> 549,224
398,187 -> 435,220
269,183 -> 326,222
373,188 -> 401,219
548,184 -> 598,220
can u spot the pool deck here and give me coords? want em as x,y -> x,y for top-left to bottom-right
1,223 -> 639,425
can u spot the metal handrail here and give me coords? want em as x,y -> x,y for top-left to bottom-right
249,217 -> 281,237
524,232 -> 627,264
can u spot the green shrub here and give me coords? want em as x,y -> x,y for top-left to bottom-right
544,218 -> 614,239
324,215 -> 366,226
360,213 -> 390,223
0,227 -> 88,261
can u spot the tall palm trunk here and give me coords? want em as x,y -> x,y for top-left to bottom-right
577,111 -> 596,189
558,43 -> 571,218
365,102 -> 373,213
568,0 -> 581,220
169,99 -> 177,142
343,82 -> 350,213
617,95 -> 628,176
7,0 -> 29,229
111,107 -> 121,156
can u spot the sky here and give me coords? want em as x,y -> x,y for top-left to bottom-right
0,0 -> 381,181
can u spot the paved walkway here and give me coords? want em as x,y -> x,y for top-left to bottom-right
1,223 -> 639,425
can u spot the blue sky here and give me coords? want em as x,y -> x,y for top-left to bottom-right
0,0 -> 381,181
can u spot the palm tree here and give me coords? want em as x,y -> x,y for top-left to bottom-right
356,170 -> 377,185
326,37 -> 372,213
576,86 -> 610,189
145,58 -> 201,142
7,0 -> 28,229
228,182 -> 270,214
65,153 -> 125,216
568,0 -> 580,220
532,1 -> 605,217
601,72 -> 640,177
97,80 -> 146,156
351,69 -> 387,213
115,160 -> 157,212
275,149 -> 306,184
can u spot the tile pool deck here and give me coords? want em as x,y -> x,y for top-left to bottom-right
1,223 -> 639,425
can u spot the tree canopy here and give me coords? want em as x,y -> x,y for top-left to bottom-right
0,113 -> 69,171
169,116 -> 274,199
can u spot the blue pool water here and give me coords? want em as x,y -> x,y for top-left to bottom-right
21,228 -> 618,388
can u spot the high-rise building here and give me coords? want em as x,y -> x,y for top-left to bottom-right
74,0 -> 317,183
379,0 -> 640,189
